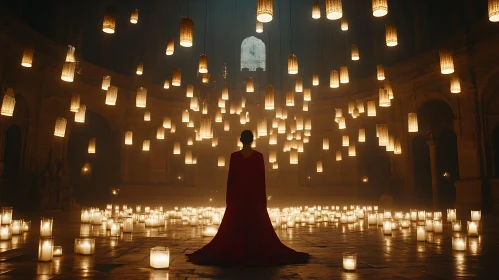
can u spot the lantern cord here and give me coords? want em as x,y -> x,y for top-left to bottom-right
186,0 -> 189,17
278,0 -> 284,94
204,0 -> 208,53
289,0 -> 293,52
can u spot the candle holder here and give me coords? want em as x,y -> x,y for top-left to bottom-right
91,211 -> 103,225
22,220 -> 30,232
409,209 -> 417,222
433,220 -> 443,233
383,210 -> 392,219
150,246 -> 170,269
447,209 -> 457,222
425,219 -> 434,232
470,210 -> 481,222
467,221 -> 479,236
367,213 -> 377,225
53,246 -> 63,257
452,236 -> 467,251
123,216 -> 133,233
81,208 -> 91,223
40,217 -> 53,237
417,211 -> 425,221
382,219 -> 392,235
452,220 -> 462,232
417,225 -> 426,242
202,226 -> 218,237
11,220 -> 24,235
1,207 -> 13,225
0,225 -> 12,240
38,237 -> 54,262
377,213 -> 384,226
110,223 -> 121,237
400,219 -> 410,228
74,238 -> 95,255
342,252 -> 357,271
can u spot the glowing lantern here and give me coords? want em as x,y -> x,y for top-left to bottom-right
312,73 -> 319,86
439,49 -> 454,74
201,73 -> 210,84
340,66 -> 349,83
342,135 -> 349,147
348,144 -> 356,157
269,151 -> 277,163
321,138 -> 330,150
144,111 -> 151,121
102,8 -> 116,34
136,87 -> 147,108
489,0 -> 499,22
256,21 -> 263,33
317,161 -> 323,172
341,18 -> 348,31
377,65 -> 385,80
198,54 -> 208,73
101,76 -> 111,90
325,0 -> 342,20
170,123 -> 176,133
385,23 -> 397,47
336,150 -> 342,161
288,54 -> 298,74
215,110 -> 222,123
378,124 -> 389,146
358,129 -> 366,142
372,0 -> 388,17
150,247 -> 170,269
218,156 -> 225,167
38,237 -> 54,262
353,108 -> 360,119
338,117 -> 346,129
303,101 -> 309,111
106,86 -> 118,106
221,88 -> 229,100
74,104 -> 86,123
125,131 -> 133,145
451,75 -> 461,93
21,47 -> 34,67
367,101 -> 376,116
54,118 -> 67,137
190,96 -> 199,111
312,1 -> 321,19
265,85 -> 275,110
272,162 -> 279,169
394,138 -> 402,154
185,150 -> 193,164
212,137 -> 218,147
172,68 -> 181,86
240,113 -> 247,125
348,101 -> 355,114
379,88 -> 390,107
130,8 -> 139,24
356,99 -> 365,113
257,0 -> 273,23
156,127 -> 165,140
88,138 -> 96,154
136,62 -> 144,75
164,80 -> 170,89
330,70 -> 339,88
61,62 -> 76,82
186,84 -> 194,98
351,44 -> 359,60
200,116 -> 212,139
1,88 -> 16,117
386,136 -> 395,152
163,117 -> 172,129
295,78 -> 303,92
173,142 -> 181,155
303,88 -> 311,102
142,140 -> 150,151
286,90 -> 295,107
246,77 -> 255,92
166,39 -> 175,55
224,120 -> 230,131
180,110 -> 189,123
180,18 -> 194,47
290,149 -> 298,164
408,113 -> 418,132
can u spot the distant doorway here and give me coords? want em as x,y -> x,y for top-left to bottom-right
3,124 -> 22,180
412,135 -> 432,206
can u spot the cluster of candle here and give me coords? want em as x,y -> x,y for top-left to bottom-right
0,207 -> 31,242
37,217 -> 63,262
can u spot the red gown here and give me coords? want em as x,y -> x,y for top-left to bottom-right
186,150 -> 309,266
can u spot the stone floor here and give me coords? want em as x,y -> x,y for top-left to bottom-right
0,209 -> 498,280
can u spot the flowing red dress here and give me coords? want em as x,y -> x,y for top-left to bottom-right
186,150 -> 309,266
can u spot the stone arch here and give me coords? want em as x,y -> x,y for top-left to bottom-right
241,36 -> 266,71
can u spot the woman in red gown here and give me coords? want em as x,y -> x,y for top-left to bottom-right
186,130 -> 309,266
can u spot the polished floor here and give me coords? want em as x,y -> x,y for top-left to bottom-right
0,210 -> 497,279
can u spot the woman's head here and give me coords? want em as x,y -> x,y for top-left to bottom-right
240,130 -> 254,145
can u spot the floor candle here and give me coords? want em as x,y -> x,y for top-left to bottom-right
40,218 -> 53,237
38,237 -> 53,262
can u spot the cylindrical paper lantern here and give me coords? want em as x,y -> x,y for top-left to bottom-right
312,73 -> 319,86
54,118 -> 67,137
125,131 -> 133,145
325,0 -> 342,20
21,47 -> 34,67
136,87 -> 147,108
136,62 -> 143,75
88,138 -> 96,154
367,100 -> 376,116
61,62 -> 76,82
186,84 -> 194,98
358,129 -> 366,142
172,68 -> 181,86
295,78 -> 303,92
385,23 -> 397,47
130,8 -> 139,24
288,54 -> 298,74
156,127 -> 165,140
312,1 -> 321,19
180,18 -> 194,47
256,21 -> 264,33
257,0 -> 273,23
1,88 -> 16,117
166,39 -> 175,55
377,65 -> 385,80
351,44 -> 359,60
340,66 -> 349,84
323,138 -> 330,150
439,49 -> 454,74
372,0 -> 388,17
246,77 -> 255,92
379,88 -> 390,107
489,0 -> 499,22
286,90 -> 295,107
142,140 -> 150,151
102,8 -> 116,34
144,111 -> 151,121
164,80 -> 170,89
198,54 -> 208,73
341,18 -> 348,31
450,75 -> 461,93
101,75 -> 111,90
106,86 -> 118,106
408,113 -> 418,132
265,85 -> 274,110
330,70 -> 339,88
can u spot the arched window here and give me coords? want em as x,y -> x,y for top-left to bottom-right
241,36 -> 266,71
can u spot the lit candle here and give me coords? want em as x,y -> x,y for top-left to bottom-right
400,219 -> 410,228
287,220 -> 295,228
40,218 -> 53,237
0,225 -> 11,240
91,211 -> 102,225
22,220 -> 30,232
368,213 -> 377,225
202,226 -> 218,237
53,246 -> 63,257
470,210 -> 481,222
81,209 -> 91,223
410,209 -> 417,222
377,213 -> 384,226
417,211 -> 425,221
452,220 -> 462,232
11,220 -> 23,235
447,209 -> 457,222
452,236 -> 466,251
417,225 -> 426,242
75,238 -> 95,255
150,247 -> 170,269
383,210 -> 392,219
425,219 -> 434,232
383,219 -> 392,235
110,223 -> 120,237
467,221 -> 479,236
340,215 -> 348,224
342,253 -> 357,271
433,220 -> 443,233
38,237 -> 54,262
123,217 -> 133,233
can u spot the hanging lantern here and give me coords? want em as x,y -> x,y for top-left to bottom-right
212,137 -> 219,147
64,45 -> 76,63
198,54 -> 208,73
333,151 -> 342,164
74,105 -> 86,123
489,0 -> 499,22
142,140 -> 150,151
325,0 -> 342,20
136,87 -> 147,108
312,1 -> 321,19
394,138 -> 402,154
305,118 -> 312,130
377,65 -> 385,80
1,88 -> 15,117
265,85 -> 275,110
340,66 -> 349,84
144,111 -> 151,121
190,96 -> 199,111
379,88 -> 390,107
356,100 -> 365,113
156,127 -> 165,140
166,39 -> 175,55
200,116 -> 212,139
408,113 -> 419,133
348,144 -> 356,157
180,18 -> 194,47
101,76 -> 111,90
385,23 -> 397,47
372,0 -> 388,17
105,86 -> 118,106
386,135 -> 395,152
217,156 -> 226,167
278,120 -> 286,134
272,118 -> 279,128
378,124 -> 389,146
367,101 -> 377,116
130,8 -> 139,24
303,101 -> 309,111
286,90 -> 295,107
341,18 -> 348,31
54,118 -> 67,138
295,115 -> 304,131
61,62 -> 76,82
180,110 -> 189,123
317,161 -> 323,172
295,78 -> 303,92
358,128 -> 366,142
348,101 -> 355,114
241,96 -> 247,108
323,138 -> 330,150
69,93 -> 80,112
202,101 -> 209,115
288,54 -> 299,74
330,70 -> 339,88
257,119 -> 268,137
450,75 -> 461,93
185,150 -> 193,164
269,134 -> 277,145
338,117 -> 346,129
256,21 -> 264,33
136,63 -> 144,75
186,84 -> 194,98
172,68 -> 181,86
215,110 -> 223,122
125,131 -> 133,145
221,88 -> 229,100
352,108 -> 360,118
224,120 -> 230,131
246,77 -> 255,92
342,135 -> 349,147
21,47 -> 34,67
312,73 -> 319,86
257,0 -> 273,23
164,80 -> 170,89
351,44 -> 360,61
303,88 -> 311,101
102,8 -> 116,34
290,149 -> 298,164
268,151 -> 277,163
439,49 -> 454,74
273,162 -> 279,169
88,138 -> 96,154
240,113 -> 247,125
173,142 -> 181,154
163,117 -> 172,129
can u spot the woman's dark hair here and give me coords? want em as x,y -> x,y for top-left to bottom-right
240,130 -> 254,145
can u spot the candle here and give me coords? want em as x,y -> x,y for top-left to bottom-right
383,210 -> 392,219
453,220 -> 462,232
425,219 -> 434,232
417,211 -> 425,221
394,211 -> 403,220
23,220 -> 30,232
150,246 -> 170,269
433,220 -> 443,233
342,253 -> 357,271
38,237 -> 54,262
11,220 -> 23,235
74,238 -> 95,255
0,225 -> 12,240
81,209 -> 91,223
467,221 -> 479,236
377,213 -> 384,226
287,220 -> 295,228
433,212 -> 442,220
368,213 -> 377,225
123,217 -> 133,233
470,210 -> 481,222
202,226 -> 218,237
1,207 -> 13,225
91,211 -> 102,225
400,219 -> 410,228
340,215 -> 348,224
417,226 -> 426,242
410,209 -> 417,222
452,236 -> 466,251
53,246 -> 63,257
383,219 -> 392,235
110,223 -> 120,237
40,218 -> 53,237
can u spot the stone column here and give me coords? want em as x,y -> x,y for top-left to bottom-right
427,140 -> 439,209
